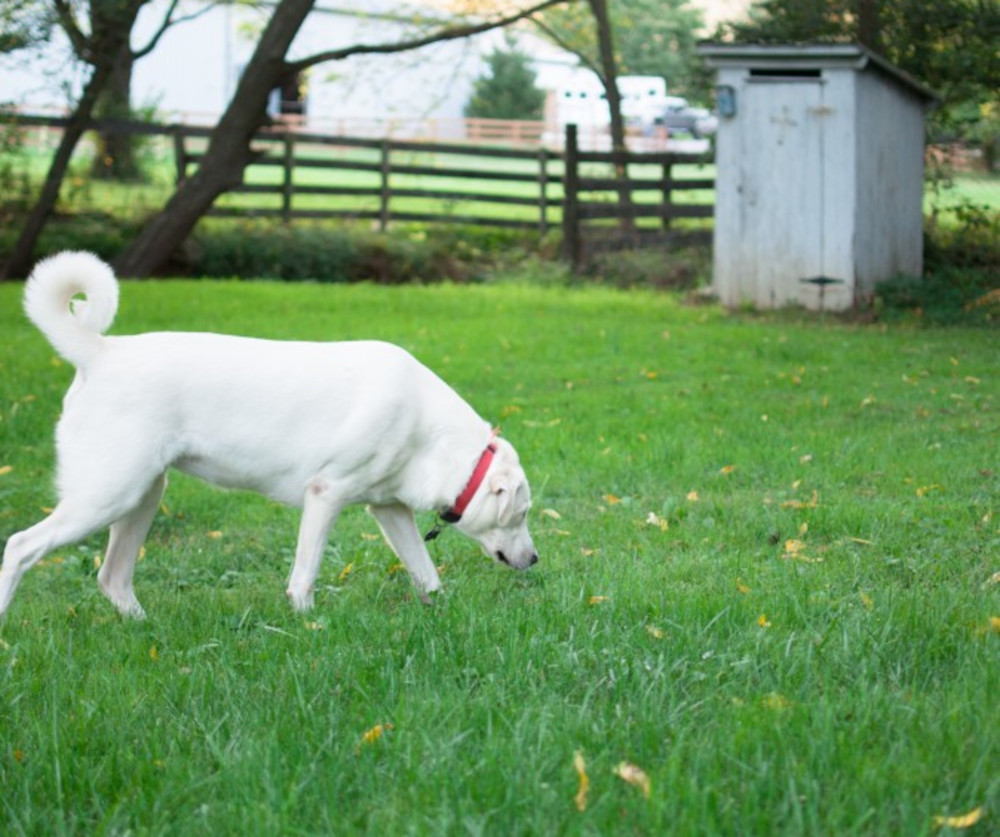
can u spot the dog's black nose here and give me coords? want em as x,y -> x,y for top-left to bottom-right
529,553 -> 539,566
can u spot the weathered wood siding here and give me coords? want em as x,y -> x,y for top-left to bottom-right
853,72 -> 926,297
702,45 -> 935,311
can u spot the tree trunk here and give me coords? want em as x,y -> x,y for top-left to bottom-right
588,0 -> 633,232
857,0 -> 882,53
92,43 -> 140,181
1,61 -> 115,280
114,0 -> 316,277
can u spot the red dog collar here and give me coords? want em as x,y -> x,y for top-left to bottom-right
441,431 -> 499,523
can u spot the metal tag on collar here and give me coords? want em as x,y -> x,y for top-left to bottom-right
424,517 -> 447,542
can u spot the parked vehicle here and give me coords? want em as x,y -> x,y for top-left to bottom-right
656,97 -> 718,138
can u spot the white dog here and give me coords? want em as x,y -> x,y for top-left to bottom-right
0,252 -> 537,619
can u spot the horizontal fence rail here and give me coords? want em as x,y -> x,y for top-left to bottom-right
3,114 -> 715,266
177,130 -> 562,233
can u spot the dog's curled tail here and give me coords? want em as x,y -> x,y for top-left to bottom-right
24,251 -> 119,368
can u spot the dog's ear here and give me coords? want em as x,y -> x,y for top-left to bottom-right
490,471 -> 514,525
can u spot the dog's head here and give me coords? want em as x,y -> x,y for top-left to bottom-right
454,438 -> 538,570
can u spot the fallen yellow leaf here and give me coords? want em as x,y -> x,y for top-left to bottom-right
589,596 -> 609,605
758,614 -> 772,628
736,580 -> 751,595
149,646 -> 158,662
933,806 -> 984,829
645,512 -> 668,532
604,494 -> 622,505
573,750 -> 589,812
207,530 -> 223,539
0,465 -> 13,476
781,490 -> 819,509
613,761 -> 651,798
357,723 -> 394,753
761,693 -> 791,710
338,562 -> 354,582
541,508 -> 562,520
719,465 -> 736,475
686,490 -> 699,502
645,625 -> 664,639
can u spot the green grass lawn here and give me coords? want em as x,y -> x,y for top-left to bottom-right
0,280 -> 997,835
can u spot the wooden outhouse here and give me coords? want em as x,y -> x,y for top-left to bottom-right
697,44 -> 937,310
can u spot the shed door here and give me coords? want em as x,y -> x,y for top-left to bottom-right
738,77 -> 825,307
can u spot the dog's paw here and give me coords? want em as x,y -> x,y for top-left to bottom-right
418,586 -> 445,607
286,586 -> 315,612
101,587 -> 146,620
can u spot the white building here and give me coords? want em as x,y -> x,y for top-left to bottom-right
0,0 -> 581,140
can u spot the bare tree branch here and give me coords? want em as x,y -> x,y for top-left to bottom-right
529,13 -> 600,77
133,0 -> 217,60
51,0 -> 87,56
285,0 -> 573,75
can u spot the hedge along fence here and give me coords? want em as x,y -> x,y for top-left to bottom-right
4,115 -> 715,264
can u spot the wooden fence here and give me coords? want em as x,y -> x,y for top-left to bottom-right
5,115 -> 715,265
561,124 -> 714,267
176,127 -> 561,235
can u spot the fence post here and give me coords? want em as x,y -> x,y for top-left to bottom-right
538,148 -> 548,237
661,156 -> 672,232
172,126 -> 186,185
562,124 -> 580,270
379,140 -> 391,232
282,133 -> 294,223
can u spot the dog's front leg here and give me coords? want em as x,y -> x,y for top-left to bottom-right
369,503 -> 442,603
287,479 -> 343,612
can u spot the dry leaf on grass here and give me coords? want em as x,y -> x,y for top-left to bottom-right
933,806 -> 984,829
573,750 -> 589,811
613,761 -> 651,798
356,723 -> 394,753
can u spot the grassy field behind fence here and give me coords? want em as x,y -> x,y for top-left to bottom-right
0,280 -> 997,835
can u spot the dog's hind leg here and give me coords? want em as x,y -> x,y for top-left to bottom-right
369,503 -> 442,602
97,473 -> 166,619
1,502 -> 118,619
286,478 -> 344,612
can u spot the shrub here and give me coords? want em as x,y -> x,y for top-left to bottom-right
583,244 -> 711,290
186,221 -> 537,284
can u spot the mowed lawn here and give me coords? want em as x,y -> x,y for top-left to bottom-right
0,279 -> 997,835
